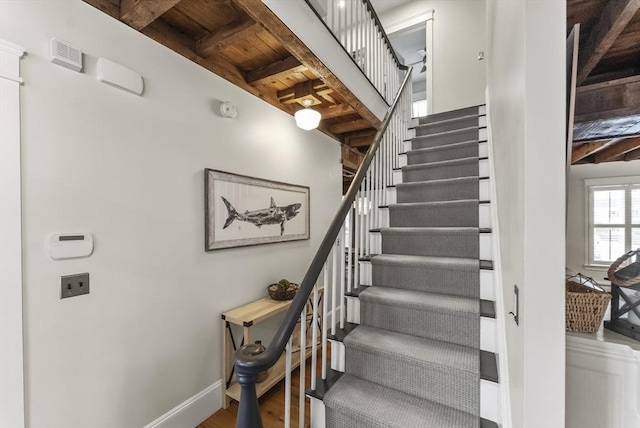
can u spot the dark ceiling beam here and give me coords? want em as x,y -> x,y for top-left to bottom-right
314,103 -> 356,119
196,15 -> 261,58
245,56 -> 306,85
83,0 -> 120,18
329,119 -> 373,134
571,140 -> 618,164
120,0 -> 183,30
594,137 -> 640,163
575,75 -> 640,122
624,147 -> 640,160
141,19 -> 285,110
277,80 -> 332,104
576,0 -> 640,85
233,0 -> 381,128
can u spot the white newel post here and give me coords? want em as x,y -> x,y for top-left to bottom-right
0,39 -> 26,428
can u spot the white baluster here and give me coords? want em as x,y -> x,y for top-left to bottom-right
339,222 -> 346,329
321,263 -> 328,379
331,244 -> 338,336
311,283 -> 318,390
285,336 -> 292,428
299,305 -> 306,428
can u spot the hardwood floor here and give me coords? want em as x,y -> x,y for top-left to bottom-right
198,354 -> 321,428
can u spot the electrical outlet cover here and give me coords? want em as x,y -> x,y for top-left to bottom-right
61,273 -> 90,299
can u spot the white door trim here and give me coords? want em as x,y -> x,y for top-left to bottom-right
0,38 -> 26,428
385,9 -> 434,114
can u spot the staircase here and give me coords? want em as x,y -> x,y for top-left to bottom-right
307,105 -> 501,428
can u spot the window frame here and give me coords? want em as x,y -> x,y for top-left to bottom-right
585,176 -> 640,267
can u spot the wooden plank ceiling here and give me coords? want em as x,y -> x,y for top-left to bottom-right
83,0 -> 382,182
569,0 -> 640,164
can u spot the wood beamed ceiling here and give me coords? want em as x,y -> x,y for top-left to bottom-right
568,0 -> 640,165
83,0 -> 380,180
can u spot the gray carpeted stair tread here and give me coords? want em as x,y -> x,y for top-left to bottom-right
345,325 -> 479,374
409,127 -> 480,150
419,105 -> 484,124
412,114 -> 480,129
403,156 -> 479,171
359,287 -> 480,347
414,116 -> 481,136
396,177 -> 479,203
371,254 -> 480,298
407,140 -> 479,164
324,374 -> 479,428
343,325 -> 480,414
389,200 -> 479,228
359,286 -> 479,317
373,253 -> 479,270
381,227 -> 479,258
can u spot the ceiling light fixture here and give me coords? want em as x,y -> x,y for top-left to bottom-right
294,99 -> 321,130
337,0 -> 346,8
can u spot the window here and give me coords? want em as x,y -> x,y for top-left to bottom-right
586,177 -> 640,266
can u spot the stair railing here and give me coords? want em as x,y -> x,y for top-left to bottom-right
233,65 -> 412,428
305,0 -> 404,104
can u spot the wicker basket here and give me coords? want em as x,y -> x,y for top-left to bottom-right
565,279 -> 611,333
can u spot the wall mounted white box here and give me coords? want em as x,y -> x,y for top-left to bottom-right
96,57 -> 143,95
49,233 -> 93,260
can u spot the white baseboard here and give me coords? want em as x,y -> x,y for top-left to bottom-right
143,380 -> 222,428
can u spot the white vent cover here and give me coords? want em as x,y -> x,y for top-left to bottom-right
96,57 -> 144,95
50,38 -> 82,72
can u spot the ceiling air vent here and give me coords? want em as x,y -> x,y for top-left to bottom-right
50,38 -> 82,72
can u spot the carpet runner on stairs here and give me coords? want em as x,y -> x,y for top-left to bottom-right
319,105 -> 495,428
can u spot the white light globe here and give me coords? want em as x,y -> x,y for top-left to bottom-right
294,108 -> 321,130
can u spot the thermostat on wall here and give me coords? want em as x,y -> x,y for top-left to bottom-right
49,233 -> 94,260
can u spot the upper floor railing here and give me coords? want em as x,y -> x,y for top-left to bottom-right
305,0 -> 404,105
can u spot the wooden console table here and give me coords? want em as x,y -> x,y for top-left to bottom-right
221,289 -> 323,408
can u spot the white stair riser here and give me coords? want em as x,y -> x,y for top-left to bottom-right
479,115 -> 487,128
309,396 -> 326,428
480,270 -> 495,301
379,208 -> 389,228
330,341 -> 345,372
403,140 -> 412,153
479,203 -> 491,228
480,233 -> 493,260
346,298 -> 360,324
481,379 -> 501,424
479,141 -> 488,158
359,261 -> 372,286
393,169 -> 403,185
479,105 -> 487,115
370,232 -> 382,255
479,158 -> 489,177
479,127 -> 487,141
481,317 -> 497,353
386,187 -> 397,205
479,179 -> 491,201
398,154 -> 407,167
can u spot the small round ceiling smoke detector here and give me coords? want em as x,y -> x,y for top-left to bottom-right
220,101 -> 238,118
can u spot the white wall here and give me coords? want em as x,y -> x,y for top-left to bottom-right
567,161 -> 640,282
379,0 -> 487,113
0,2 -> 342,427
486,0 -> 566,427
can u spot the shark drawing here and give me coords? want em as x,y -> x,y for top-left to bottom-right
221,196 -> 302,236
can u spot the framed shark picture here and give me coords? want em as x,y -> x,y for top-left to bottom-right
204,169 -> 310,251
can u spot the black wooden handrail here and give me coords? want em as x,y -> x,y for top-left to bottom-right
233,67 -> 413,428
